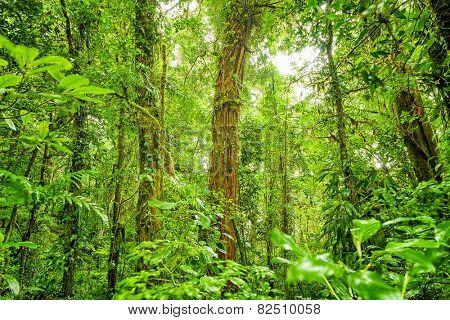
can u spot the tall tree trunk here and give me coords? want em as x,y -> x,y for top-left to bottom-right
107,105 -> 126,294
59,0 -> 90,298
62,106 -> 88,298
386,16 -> 442,183
135,0 -> 162,247
159,43 -> 176,177
209,0 -> 255,261
394,88 -> 441,182
326,19 -> 355,203
280,102 -> 290,299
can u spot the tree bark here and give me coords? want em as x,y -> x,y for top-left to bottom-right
107,104 -> 126,294
59,0 -> 91,298
428,0 -> 450,48
394,88 -> 440,182
281,102 -> 290,299
326,18 -> 356,203
62,106 -> 88,298
135,0 -> 162,247
209,0 -> 255,261
426,0 -> 450,119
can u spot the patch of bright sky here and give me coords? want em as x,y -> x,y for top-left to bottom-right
170,44 -> 181,68
160,0 -> 199,18
270,46 -> 320,100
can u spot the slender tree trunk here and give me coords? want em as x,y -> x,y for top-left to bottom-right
0,146 -> 38,290
209,0 -> 254,261
265,174 -> 274,281
265,71 -> 276,270
281,102 -> 291,299
107,105 -> 126,294
160,42 -> 168,175
62,106 -> 88,298
159,43 -> 176,177
18,118 -> 52,296
326,19 -> 355,203
135,0 -> 162,249
3,147 -> 38,243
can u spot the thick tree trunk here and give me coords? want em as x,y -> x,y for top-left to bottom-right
107,105 -> 125,293
59,0 -> 91,298
394,88 -> 440,182
209,0 -> 254,261
135,0 -> 162,247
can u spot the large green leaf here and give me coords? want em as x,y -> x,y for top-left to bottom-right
0,74 -> 22,88
351,218 -> 381,257
0,36 -> 38,69
148,199 -> 177,210
2,113 -> 16,131
435,221 -> 450,244
385,239 -> 440,250
2,41 -> 40,69
271,230 -> 306,257
5,275 -> 20,295
37,122 -> 49,138
386,248 -> 435,274
351,218 -> 381,243
29,56 -> 72,75
59,74 -> 90,91
347,271 -> 402,300
0,241 -> 39,249
0,169 -> 33,206
0,36 -> 15,52
71,86 -> 115,95
196,212 -> 211,229
287,254 -> 344,282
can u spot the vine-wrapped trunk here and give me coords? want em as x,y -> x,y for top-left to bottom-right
135,0 -> 162,246
394,88 -> 440,182
326,19 -> 356,203
209,1 -> 254,261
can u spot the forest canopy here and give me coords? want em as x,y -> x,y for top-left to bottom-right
0,0 -> 449,300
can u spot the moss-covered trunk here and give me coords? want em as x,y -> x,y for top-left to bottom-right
209,1 -> 254,261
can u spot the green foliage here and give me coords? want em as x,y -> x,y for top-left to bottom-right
273,179 -> 449,300
0,0 -> 448,302
116,240 -> 277,300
